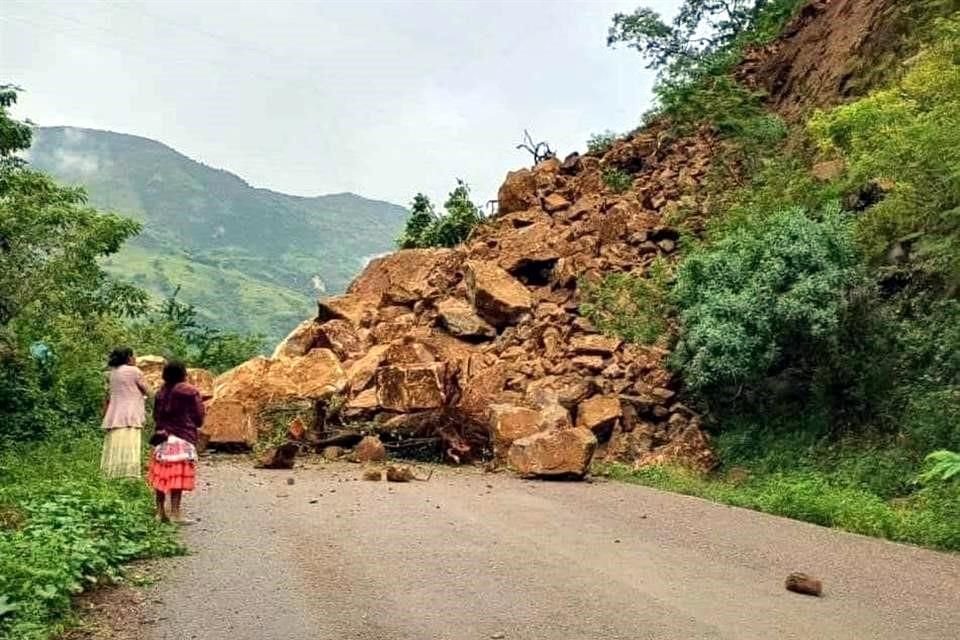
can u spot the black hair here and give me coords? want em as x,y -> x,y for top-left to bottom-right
108,347 -> 134,368
161,360 -> 188,386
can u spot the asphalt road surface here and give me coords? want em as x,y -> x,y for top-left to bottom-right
143,458 -> 960,640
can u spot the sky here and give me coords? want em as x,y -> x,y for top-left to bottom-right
2,0 -> 678,208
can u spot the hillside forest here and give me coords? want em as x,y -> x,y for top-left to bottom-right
2,0 -> 960,638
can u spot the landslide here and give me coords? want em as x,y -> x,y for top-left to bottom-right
197,0 -> 919,476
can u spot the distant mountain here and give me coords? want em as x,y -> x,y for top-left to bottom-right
28,127 -> 407,342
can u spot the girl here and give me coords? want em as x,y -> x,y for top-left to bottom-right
101,347 -> 148,479
149,361 -> 204,523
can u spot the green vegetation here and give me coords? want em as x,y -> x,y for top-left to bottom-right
601,167 -> 633,194
586,131 -> 619,156
592,6 -> 960,549
1,89 -> 256,638
397,180 -> 484,249
580,259 -> 671,345
29,127 -> 408,342
0,437 -> 182,640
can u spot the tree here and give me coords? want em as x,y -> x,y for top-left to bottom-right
397,193 -> 437,249
607,1 -> 797,80
397,180 -> 483,249
0,87 -> 145,327
671,205 -> 862,397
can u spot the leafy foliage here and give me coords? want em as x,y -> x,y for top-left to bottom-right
580,259 -> 672,344
671,205 -> 862,395
809,17 -> 960,280
919,450 -> 960,484
586,131 -> 618,156
396,180 -> 484,249
601,167 -> 633,194
0,436 -> 182,640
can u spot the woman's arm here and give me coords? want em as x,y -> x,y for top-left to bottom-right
101,394 -> 110,419
134,368 -> 149,396
192,390 -> 206,428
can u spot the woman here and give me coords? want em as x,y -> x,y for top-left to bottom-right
149,361 -> 203,523
101,347 -> 148,479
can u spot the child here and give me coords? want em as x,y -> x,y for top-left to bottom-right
148,361 -> 204,523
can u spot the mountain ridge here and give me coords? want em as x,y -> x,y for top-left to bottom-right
27,126 -> 407,341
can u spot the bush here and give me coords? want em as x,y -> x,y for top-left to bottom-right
808,16 -> 960,279
586,131 -> 618,156
579,259 -> 672,344
671,205 -> 862,396
0,435 -> 181,639
396,180 -> 484,249
601,167 -> 632,194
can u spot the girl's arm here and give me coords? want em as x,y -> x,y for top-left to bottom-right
193,390 -> 206,428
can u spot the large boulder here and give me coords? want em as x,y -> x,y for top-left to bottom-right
526,374 -> 595,410
570,334 -> 622,356
272,319 -> 321,359
317,294 -> 378,328
576,395 -> 622,436
376,363 -> 447,412
348,248 -> 461,303
345,344 -> 390,392
498,168 -> 538,215
494,223 -> 560,275
314,319 -> 364,360
488,404 -> 542,461
507,428 -> 598,478
202,350 -> 346,447
436,298 -> 496,339
464,261 -> 532,327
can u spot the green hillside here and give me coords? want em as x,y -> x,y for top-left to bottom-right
27,126 -> 406,341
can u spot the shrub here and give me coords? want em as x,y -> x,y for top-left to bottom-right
601,167 -> 632,194
396,180 -> 484,249
579,259 -> 672,344
919,450 -> 960,484
808,16 -> 960,279
586,131 -> 618,156
0,435 -> 181,639
671,205 -> 862,396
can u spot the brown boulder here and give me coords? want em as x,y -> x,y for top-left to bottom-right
507,428 -> 598,478
570,334 -> 622,356
458,360 -> 509,422
202,399 -> 256,447
494,223 -> 561,275
576,395 -> 622,435
541,192 -> 571,213
317,294 -> 378,328
498,168 -> 538,214
349,248 -> 461,303
354,435 -> 387,463
464,261 -> 532,327
527,374 -> 595,409
272,319 -> 321,358
376,363 -> 447,412
785,572 -> 823,597
489,404 -> 542,460
314,319 -> 363,360
637,423 -> 717,473
437,298 -> 496,339
345,344 -> 389,392
257,443 -> 299,469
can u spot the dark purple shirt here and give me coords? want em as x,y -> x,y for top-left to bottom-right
153,382 -> 205,444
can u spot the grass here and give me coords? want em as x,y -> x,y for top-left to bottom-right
600,462 -> 960,550
0,433 -> 183,640
596,432 -> 960,552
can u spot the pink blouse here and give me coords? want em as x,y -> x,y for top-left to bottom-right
102,364 -> 147,429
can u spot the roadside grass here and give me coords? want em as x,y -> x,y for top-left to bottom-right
0,433 -> 183,640
596,452 -> 960,552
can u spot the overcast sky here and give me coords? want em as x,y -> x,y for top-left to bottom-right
2,0 -> 677,208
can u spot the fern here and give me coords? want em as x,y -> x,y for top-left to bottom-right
918,450 -> 960,484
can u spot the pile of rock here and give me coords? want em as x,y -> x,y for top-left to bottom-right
200,126 -> 720,477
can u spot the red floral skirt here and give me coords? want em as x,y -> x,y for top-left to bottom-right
147,436 -> 197,493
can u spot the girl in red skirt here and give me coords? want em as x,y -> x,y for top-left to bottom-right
149,361 -> 204,523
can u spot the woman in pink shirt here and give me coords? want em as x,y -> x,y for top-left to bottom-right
101,347 -> 148,479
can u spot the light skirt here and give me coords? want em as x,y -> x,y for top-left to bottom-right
100,427 -> 143,479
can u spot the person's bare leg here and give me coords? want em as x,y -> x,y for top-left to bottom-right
170,490 -> 183,522
155,490 -> 168,522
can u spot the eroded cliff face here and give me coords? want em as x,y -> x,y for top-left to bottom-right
199,0 -> 908,477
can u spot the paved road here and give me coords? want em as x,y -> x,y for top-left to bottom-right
144,457 -> 960,640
